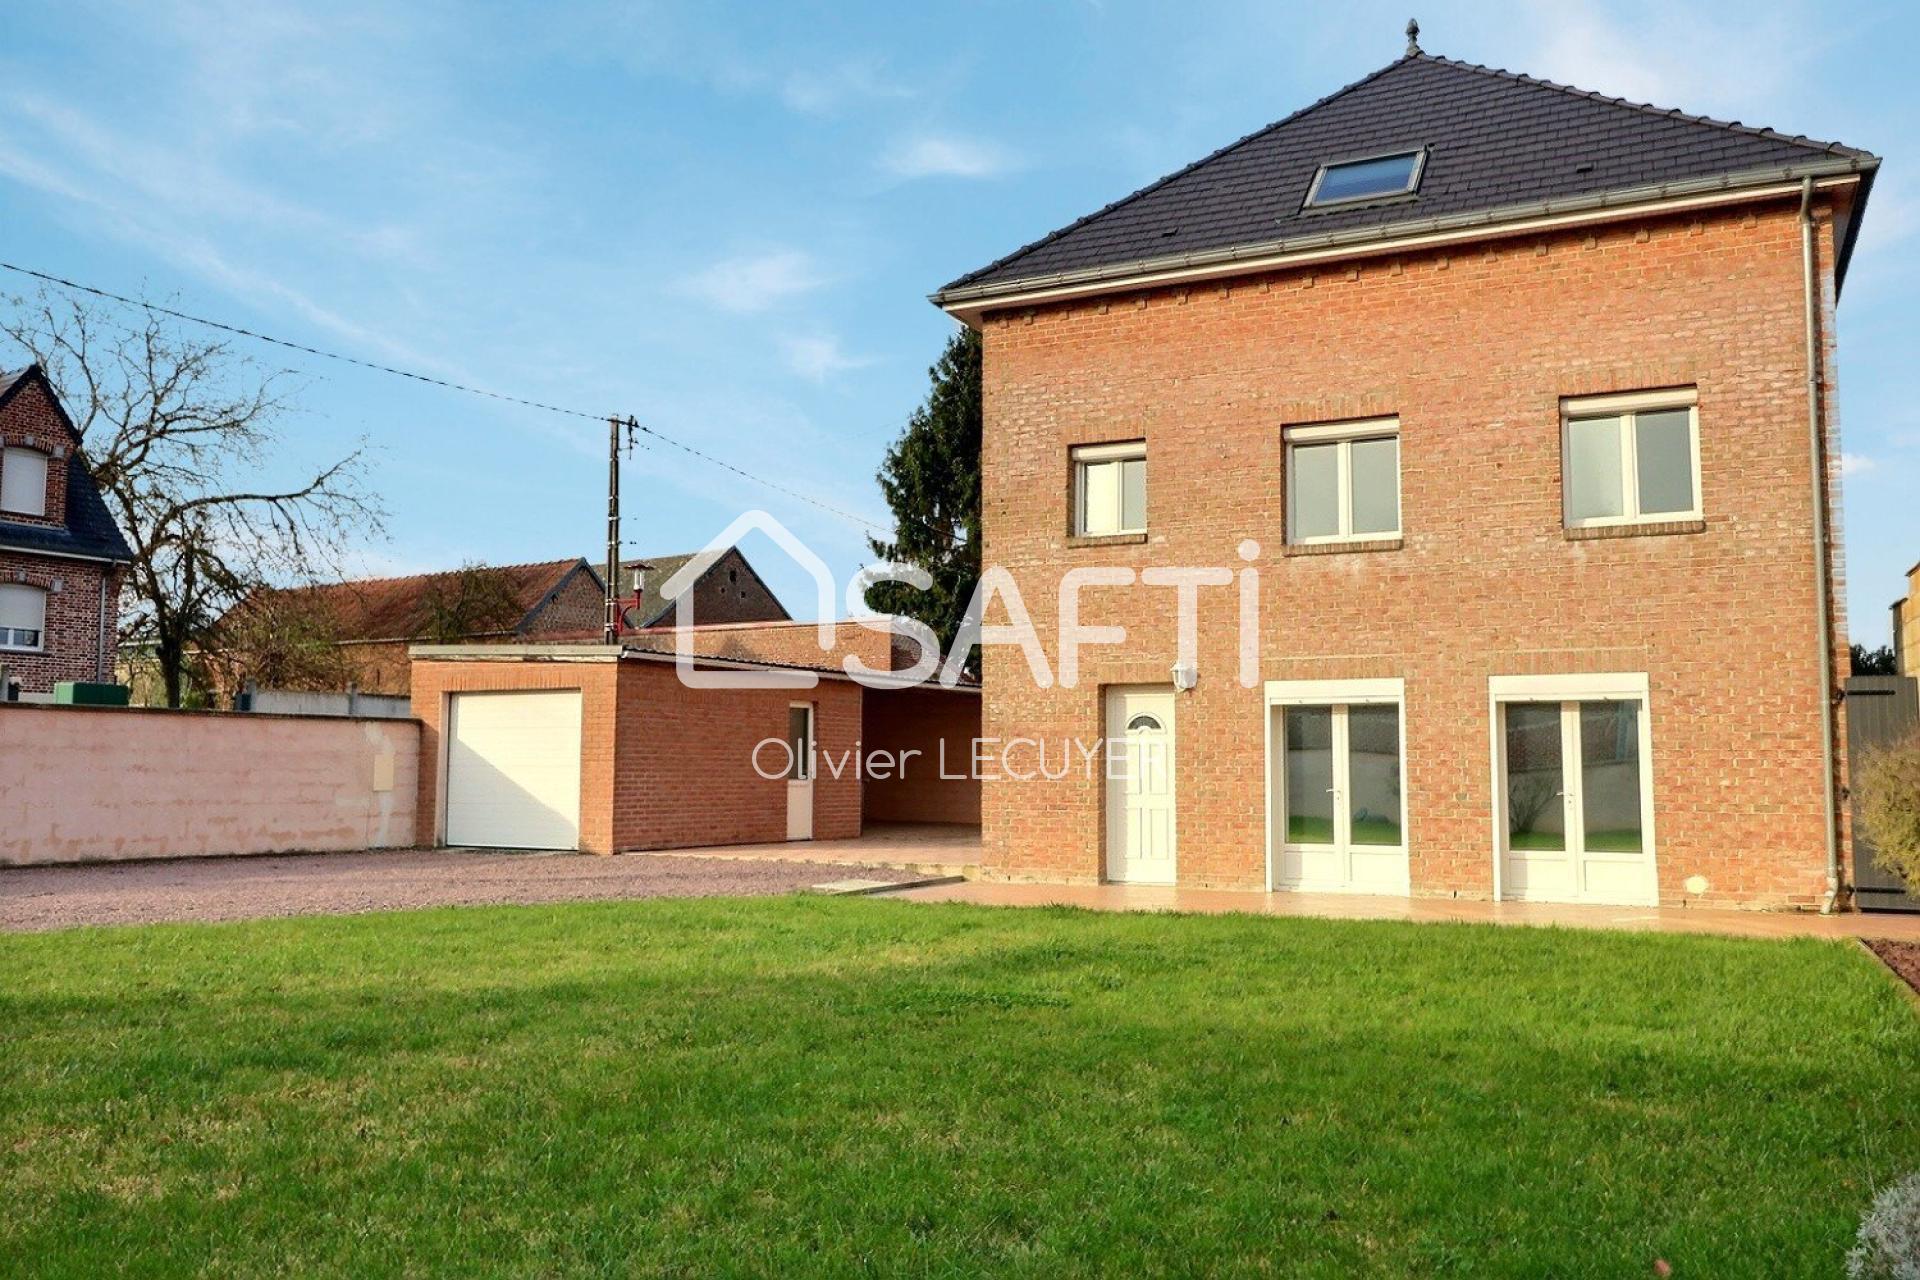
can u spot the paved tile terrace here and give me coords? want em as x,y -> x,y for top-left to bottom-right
886,878 -> 1920,942
643,822 -> 981,876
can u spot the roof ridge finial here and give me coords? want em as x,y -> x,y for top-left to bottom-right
1405,17 -> 1421,56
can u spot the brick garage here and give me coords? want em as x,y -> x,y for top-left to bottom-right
411,642 -> 979,854
970,199 -> 1849,908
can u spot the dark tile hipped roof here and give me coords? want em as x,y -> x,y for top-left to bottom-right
939,52 -> 1876,300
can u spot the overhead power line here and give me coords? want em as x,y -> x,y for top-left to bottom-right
1,260 -> 603,422
0,259 -> 903,537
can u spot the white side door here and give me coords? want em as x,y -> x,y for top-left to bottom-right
1105,686 -> 1177,884
786,702 -> 814,841
445,690 -> 582,850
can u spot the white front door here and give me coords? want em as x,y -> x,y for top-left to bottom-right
1500,699 -> 1654,904
1105,686 -> 1176,884
444,690 -> 582,850
786,702 -> 814,841
1272,701 -> 1408,894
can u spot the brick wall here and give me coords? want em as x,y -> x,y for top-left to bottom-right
611,657 -> 861,850
528,565 -> 609,636
0,551 -> 119,695
655,549 -> 790,627
977,198 -> 1851,907
1898,568 -> 1919,676
0,703 -> 417,864
861,685 -> 982,825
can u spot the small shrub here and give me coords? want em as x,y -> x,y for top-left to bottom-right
1849,1172 -> 1920,1280
1859,729 -> 1920,890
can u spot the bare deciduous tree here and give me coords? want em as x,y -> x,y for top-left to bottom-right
418,563 -> 526,643
196,587 -> 358,698
2,289 -> 386,706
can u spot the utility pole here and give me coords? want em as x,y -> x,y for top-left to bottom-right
603,415 -> 621,644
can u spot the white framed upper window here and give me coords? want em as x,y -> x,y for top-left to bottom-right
0,446 -> 49,517
1285,418 -> 1400,544
1304,149 -> 1426,209
1562,389 -> 1701,528
0,583 -> 46,651
1072,441 -> 1146,537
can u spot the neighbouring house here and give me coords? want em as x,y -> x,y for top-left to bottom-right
615,547 -> 791,630
931,32 -> 1875,908
1894,562 -> 1918,675
409,619 -> 980,854
212,557 -> 608,700
0,365 -> 133,702
215,546 -> 790,701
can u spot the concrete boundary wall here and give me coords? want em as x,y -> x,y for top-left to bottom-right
0,704 -> 419,865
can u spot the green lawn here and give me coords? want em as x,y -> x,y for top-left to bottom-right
1509,829 -> 1643,852
1285,815 -> 1402,845
4,899 -> 1918,1277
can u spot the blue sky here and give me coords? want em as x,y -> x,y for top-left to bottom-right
1,0 -> 1914,643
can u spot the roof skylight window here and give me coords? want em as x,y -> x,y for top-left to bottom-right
1304,149 -> 1426,208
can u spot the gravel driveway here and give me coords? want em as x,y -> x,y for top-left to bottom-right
0,849 -> 925,932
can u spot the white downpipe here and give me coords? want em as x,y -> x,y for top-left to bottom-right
1801,178 -> 1843,915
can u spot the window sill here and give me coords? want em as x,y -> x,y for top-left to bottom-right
1283,537 -> 1403,557
1065,532 -> 1148,549
1564,518 -> 1706,542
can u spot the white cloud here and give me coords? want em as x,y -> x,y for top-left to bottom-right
882,134 -> 1017,180
1521,2 -> 1807,118
780,333 -> 874,383
1855,176 -> 1920,257
0,114 -> 434,372
1841,452 -> 1878,477
676,250 -> 830,313
779,59 -> 912,116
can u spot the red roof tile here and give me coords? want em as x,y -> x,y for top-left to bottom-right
241,558 -> 589,643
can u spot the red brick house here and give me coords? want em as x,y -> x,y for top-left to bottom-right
932,40 -> 1874,908
0,365 -> 133,701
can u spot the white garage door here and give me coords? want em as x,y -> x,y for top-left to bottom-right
445,690 -> 582,850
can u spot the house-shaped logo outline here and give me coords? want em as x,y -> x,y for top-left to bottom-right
658,510 -> 835,689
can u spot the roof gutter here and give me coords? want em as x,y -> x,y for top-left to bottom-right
1801,176 -> 1844,915
407,640 -> 983,690
0,541 -> 133,566
934,157 -> 1877,321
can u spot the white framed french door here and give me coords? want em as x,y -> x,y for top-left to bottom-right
1490,674 -> 1657,906
1265,679 -> 1408,895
